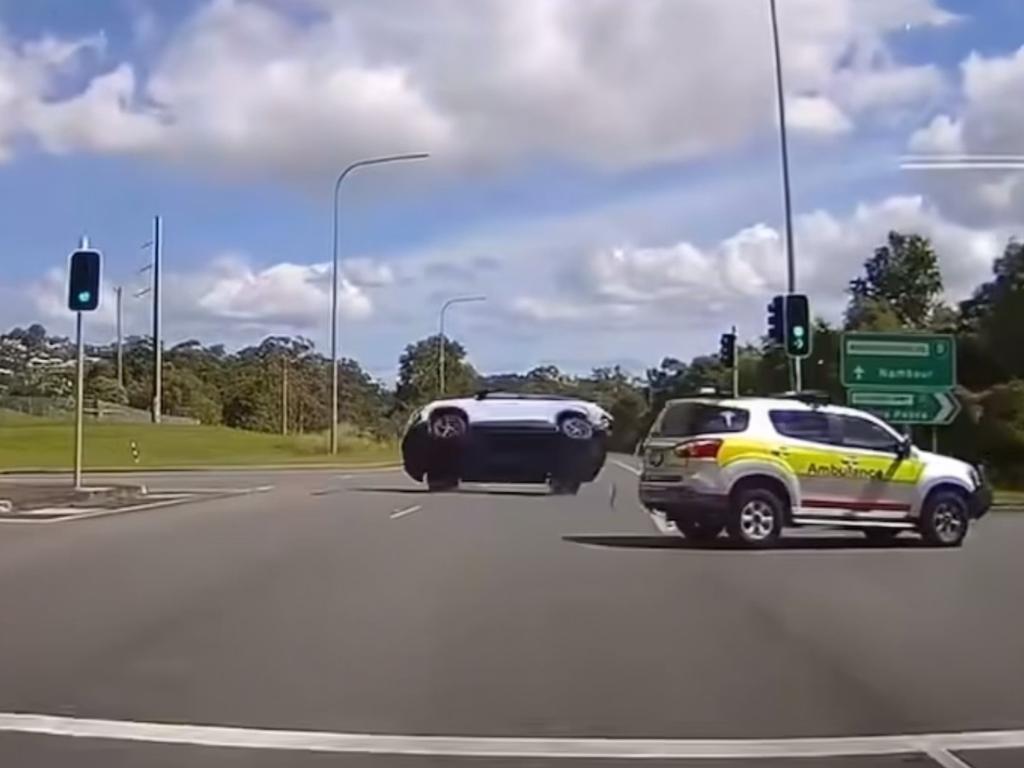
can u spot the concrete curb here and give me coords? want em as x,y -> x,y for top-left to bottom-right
0,462 -> 401,475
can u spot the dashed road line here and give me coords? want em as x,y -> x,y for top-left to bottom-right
0,712 -> 1016,760
390,504 -> 422,520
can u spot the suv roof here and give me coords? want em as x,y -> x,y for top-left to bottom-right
660,396 -> 885,420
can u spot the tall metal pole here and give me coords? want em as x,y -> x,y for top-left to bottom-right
151,215 -> 162,424
74,311 -> 85,490
330,152 -> 428,454
732,325 -> 740,398
73,235 -> 89,490
768,0 -> 801,391
438,296 -> 486,396
439,304 -> 447,397
115,285 -> 124,389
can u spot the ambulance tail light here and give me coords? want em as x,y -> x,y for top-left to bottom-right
674,439 -> 723,460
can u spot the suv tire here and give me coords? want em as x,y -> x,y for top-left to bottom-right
430,411 -> 468,440
558,414 -> 593,441
919,490 -> 969,547
727,487 -> 784,547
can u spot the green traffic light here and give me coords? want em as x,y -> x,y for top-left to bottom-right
793,326 -> 805,337
77,291 -> 91,303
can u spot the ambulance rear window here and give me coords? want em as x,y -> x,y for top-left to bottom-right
653,403 -> 749,437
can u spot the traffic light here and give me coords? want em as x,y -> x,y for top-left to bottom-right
767,295 -> 784,344
68,249 -> 102,312
785,293 -> 811,358
719,332 -> 736,369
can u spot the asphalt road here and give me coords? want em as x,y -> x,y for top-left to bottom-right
1,460 -> 1023,767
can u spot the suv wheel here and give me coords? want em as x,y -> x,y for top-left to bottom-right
919,491 -> 968,547
430,411 -> 467,440
558,414 -> 593,441
727,487 -> 783,547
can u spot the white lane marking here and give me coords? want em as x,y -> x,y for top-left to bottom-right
1,713 -> 1023,759
928,748 -> 976,768
611,459 -> 641,476
390,505 -> 421,520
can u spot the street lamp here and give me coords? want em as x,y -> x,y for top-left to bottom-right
329,152 -> 429,455
439,296 -> 486,396
768,0 -> 800,390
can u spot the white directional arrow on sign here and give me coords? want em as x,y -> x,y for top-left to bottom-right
853,365 -> 865,381
934,391 -> 960,425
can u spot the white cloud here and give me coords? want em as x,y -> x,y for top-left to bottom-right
29,253 -> 375,343
905,45 -> 1024,223
908,114 -> 963,154
788,96 -> 853,136
0,0 -> 958,177
520,195 -> 1011,332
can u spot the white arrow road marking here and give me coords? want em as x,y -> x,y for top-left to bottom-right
390,505 -> 421,520
0,712 -> 1020,759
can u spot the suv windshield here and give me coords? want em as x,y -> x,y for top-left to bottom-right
652,403 -> 749,437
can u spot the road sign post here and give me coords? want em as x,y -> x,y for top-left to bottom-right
842,332 -> 958,428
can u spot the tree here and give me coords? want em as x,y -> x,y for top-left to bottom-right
960,240 -> 1024,380
396,335 -> 478,407
85,375 -> 127,404
847,231 -> 943,329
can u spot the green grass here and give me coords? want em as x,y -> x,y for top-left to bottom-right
0,420 -> 397,470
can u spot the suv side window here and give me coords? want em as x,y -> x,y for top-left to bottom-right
769,410 -> 834,445
837,415 -> 900,452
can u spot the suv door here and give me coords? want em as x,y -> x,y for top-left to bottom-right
834,414 -> 924,517
767,409 -> 850,514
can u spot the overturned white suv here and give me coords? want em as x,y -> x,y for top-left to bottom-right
401,392 -> 612,494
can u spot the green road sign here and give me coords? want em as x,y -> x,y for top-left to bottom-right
847,389 -> 961,425
841,332 -> 955,389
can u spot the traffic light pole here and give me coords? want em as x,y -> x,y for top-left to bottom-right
73,234 -> 89,490
769,0 -> 801,392
732,325 -> 739,398
74,309 -> 84,490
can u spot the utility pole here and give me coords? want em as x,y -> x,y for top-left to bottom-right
115,285 -> 124,389
151,215 -> 162,424
768,0 -> 801,391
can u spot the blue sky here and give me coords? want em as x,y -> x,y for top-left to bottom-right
0,0 -> 1021,380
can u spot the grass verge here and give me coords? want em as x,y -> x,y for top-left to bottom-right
0,421 -> 397,470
